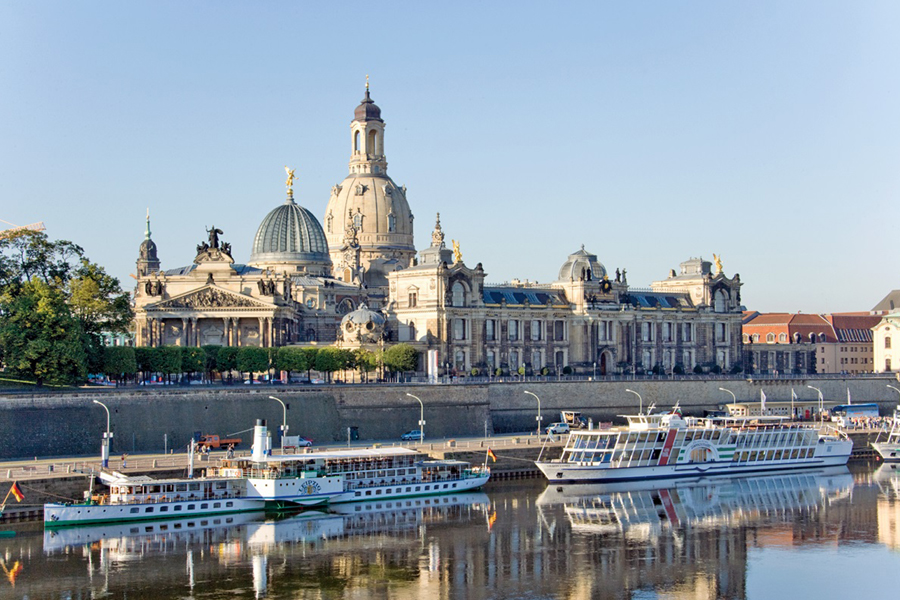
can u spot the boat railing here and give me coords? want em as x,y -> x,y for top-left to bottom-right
104,490 -> 247,505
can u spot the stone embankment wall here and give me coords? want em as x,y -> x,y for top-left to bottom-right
0,377 -> 896,459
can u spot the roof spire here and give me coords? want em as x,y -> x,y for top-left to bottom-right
145,208 -> 151,240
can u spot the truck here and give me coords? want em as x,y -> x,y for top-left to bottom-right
193,432 -> 242,451
560,411 -> 588,429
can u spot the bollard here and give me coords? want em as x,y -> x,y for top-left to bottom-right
153,459 -> 158,468
67,465 -> 71,473
5,470 -> 10,479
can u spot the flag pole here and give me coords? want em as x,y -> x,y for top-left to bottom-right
0,485 -> 12,515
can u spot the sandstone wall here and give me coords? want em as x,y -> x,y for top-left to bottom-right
0,377 -> 896,459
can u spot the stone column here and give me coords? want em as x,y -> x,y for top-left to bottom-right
268,317 -> 275,348
181,318 -> 188,347
258,317 -> 266,347
233,318 -> 241,347
191,317 -> 200,346
222,317 -> 231,347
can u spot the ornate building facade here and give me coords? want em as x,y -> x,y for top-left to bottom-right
133,87 -> 745,374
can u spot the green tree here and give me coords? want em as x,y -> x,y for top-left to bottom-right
134,347 -> 154,382
276,347 -> 309,380
181,347 -> 205,381
314,347 -> 344,382
102,346 -> 137,385
302,348 -> 319,379
152,346 -> 182,383
201,345 -> 221,382
0,279 -> 87,385
237,347 -> 269,382
353,348 -> 377,382
383,343 -> 418,374
217,346 -> 239,378
0,230 -> 84,291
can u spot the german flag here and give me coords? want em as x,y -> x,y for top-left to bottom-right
10,482 -> 24,503
487,448 -> 497,462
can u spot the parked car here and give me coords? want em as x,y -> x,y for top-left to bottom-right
401,430 -> 423,441
283,435 -> 312,448
545,422 -> 570,435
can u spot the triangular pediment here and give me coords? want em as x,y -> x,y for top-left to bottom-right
151,285 -> 272,310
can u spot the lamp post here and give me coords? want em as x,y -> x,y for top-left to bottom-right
269,396 -> 288,453
524,390 -> 542,435
406,393 -> 425,443
808,385 -> 824,423
625,388 -> 643,415
593,362 -> 597,380
718,387 -> 736,404
92,400 -> 112,468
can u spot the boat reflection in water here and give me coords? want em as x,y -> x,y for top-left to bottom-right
537,467 -> 853,538
43,491 -> 490,570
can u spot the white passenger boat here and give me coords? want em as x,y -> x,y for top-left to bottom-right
872,406 -> 900,462
535,407 -> 852,484
45,419 -> 490,528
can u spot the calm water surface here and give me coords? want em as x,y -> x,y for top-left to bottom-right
3,463 -> 900,599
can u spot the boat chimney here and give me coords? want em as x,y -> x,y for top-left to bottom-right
251,419 -> 270,462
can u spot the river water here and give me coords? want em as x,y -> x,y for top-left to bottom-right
2,462 -> 899,599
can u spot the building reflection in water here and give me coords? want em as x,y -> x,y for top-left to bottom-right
7,467 -> 895,599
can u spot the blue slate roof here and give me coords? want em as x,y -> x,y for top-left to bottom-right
483,287 -> 567,306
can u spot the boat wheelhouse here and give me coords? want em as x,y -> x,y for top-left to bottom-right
535,408 -> 852,484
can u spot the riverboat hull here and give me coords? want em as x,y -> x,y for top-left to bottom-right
44,496 -> 266,528
872,442 -> 900,462
536,452 -> 852,484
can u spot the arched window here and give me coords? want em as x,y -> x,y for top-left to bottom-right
714,290 -> 728,313
509,350 -> 519,370
452,282 -> 466,307
387,212 -> 396,233
409,322 -> 416,341
353,213 -> 363,231
766,333 -> 776,343
354,130 -> 360,153
326,212 -> 333,233
818,333 -> 826,342
367,130 -> 377,155
752,334 -> 760,343
742,334 -> 749,343
779,333 -> 787,343
887,337 -> 892,349
453,318 -> 466,340
887,358 -> 893,372
336,298 -> 354,314
455,350 -> 466,370
809,333 -> 816,343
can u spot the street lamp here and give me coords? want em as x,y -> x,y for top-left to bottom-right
625,389 -> 643,415
524,390 -> 542,435
808,385 -> 824,422
269,396 -> 288,452
593,362 -> 597,380
406,393 -> 425,443
92,400 -> 112,468
718,387 -> 736,404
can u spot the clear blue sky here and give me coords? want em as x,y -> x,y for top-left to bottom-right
2,1 -> 897,313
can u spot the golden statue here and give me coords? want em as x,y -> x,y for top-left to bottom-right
452,239 -> 462,264
285,166 -> 297,197
713,253 -> 723,275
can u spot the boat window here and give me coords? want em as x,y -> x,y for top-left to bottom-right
749,451 -> 758,461
130,507 -> 139,513
213,502 -> 221,508
188,504 -> 195,510
201,503 -> 208,509
189,483 -> 200,491
200,520 -> 208,526
175,506 -> 182,511
226,501 -> 233,507
145,507 -> 154,513
651,449 -> 661,461
415,486 -> 421,491
766,450 -> 775,460
176,484 -> 187,492
774,450 -> 783,460
160,506 -> 169,512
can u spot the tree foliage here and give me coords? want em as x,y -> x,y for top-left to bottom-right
314,347 -> 346,380
102,346 -> 137,381
237,347 -> 269,380
276,347 -> 309,377
0,279 -> 87,385
383,343 -> 418,373
217,346 -> 239,374
181,347 -> 206,377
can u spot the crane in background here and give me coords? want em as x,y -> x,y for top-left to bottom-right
0,219 -> 45,239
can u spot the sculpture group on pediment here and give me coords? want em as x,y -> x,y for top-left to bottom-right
164,288 -> 259,309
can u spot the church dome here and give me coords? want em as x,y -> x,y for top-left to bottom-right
249,197 -> 331,274
558,246 -> 607,282
340,303 -> 386,343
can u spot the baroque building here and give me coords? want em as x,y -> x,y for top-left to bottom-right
132,87 -> 745,375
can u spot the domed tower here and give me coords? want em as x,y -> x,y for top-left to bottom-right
136,209 -> 160,277
249,177 -> 331,276
557,246 -> 607,282
324,82 -> 415,288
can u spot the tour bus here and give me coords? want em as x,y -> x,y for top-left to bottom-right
829,403 -> 879,428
